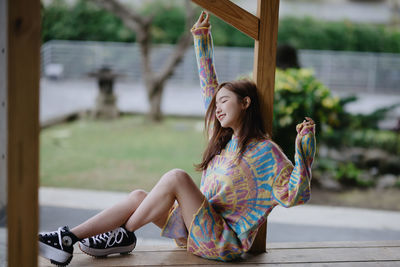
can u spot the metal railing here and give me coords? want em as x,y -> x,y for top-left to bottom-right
41,40 -> 400,94
299,50 -> 400,94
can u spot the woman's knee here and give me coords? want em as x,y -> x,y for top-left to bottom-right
163,168 -> 192,186
128,189 -> 147,202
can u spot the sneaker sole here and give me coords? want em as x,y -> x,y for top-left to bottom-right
39,241 -> 73,265
79,242 -> 136,257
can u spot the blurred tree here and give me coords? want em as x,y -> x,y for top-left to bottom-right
89,0 -> 196,121
41,0 -> 135,43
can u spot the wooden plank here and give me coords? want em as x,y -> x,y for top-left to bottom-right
245,246 -> 400,264
7,0 -> 41,266
39,242 -> 400,266
250,0 -> 280,253
187,264 -> 400,267
191,0 -> 259,40
39,247 -> 229,267
267,240 -> 400,249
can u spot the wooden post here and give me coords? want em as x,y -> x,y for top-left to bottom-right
0,2 -> 9,258
253,0 -> 280,137
251,0 -> 280,253
7,0 -> 41,266
191,0 -> 280,253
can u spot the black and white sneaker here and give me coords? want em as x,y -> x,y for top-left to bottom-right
39,226 -> 79,266
79,227 -> 137,257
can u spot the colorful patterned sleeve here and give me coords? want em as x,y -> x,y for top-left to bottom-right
191,26 -> 219,110
272,124 -> 316,207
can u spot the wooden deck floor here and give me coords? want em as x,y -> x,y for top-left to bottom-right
39,240 -> 400,266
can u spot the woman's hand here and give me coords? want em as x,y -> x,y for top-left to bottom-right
296,117 -> 315,135
193,11 -> 210,29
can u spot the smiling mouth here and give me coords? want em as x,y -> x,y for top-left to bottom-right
218,114 -> 226,121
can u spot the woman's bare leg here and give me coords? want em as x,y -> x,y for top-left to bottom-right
70,169 -> 204,239
70,189 -> 149,239
125,169 -> 204,231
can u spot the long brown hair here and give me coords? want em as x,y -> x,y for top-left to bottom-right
196,79 -> 270,171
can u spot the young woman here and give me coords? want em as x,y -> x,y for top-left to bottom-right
39,11 -> 316,266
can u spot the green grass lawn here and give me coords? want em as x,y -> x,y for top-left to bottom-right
40,115 -> 206,192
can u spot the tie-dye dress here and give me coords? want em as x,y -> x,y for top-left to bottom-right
161,26 -> 316,261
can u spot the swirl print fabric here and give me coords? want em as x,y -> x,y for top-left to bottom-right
161,26 -> 316,261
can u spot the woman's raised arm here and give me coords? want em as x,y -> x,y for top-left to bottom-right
272,117 -> 316,207
191,11 -> 219,110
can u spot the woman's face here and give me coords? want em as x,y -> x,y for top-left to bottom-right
215,87 -> 246,135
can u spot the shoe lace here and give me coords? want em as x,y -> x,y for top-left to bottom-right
41,227 -> 65,250
106,227 -> 128,248
92,231 -> 112,245
92,227 -> 128,248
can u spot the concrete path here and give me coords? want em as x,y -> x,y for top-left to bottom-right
39,187 -> 400,244
40,79 -> 205,125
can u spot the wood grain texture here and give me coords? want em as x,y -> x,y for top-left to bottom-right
38,241 -> 400,266
249,220 -> 267,253
7,0 -> 41,266
250,0 -> 280,253
253,0 -> 280,138
191,0 -> 259,40
0,0 -> 8,219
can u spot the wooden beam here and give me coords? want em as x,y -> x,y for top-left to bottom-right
250,0 -> 280,253
7,0 -> 41,266
191,0 -> 259,40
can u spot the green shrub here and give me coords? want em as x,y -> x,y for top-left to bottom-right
335,162 -> 372,187
244,68 -> 399,162
272,68 -> 343,160
396,179 -> 400,189
317,158 -> 375,188
41,0 -> 135,43
325,129 -> 400,155
42,2 -> 400,53
336,162 -> 358,185
322,101 -> 400,154
278,16 -> 400,53
349,104 -> 400,130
